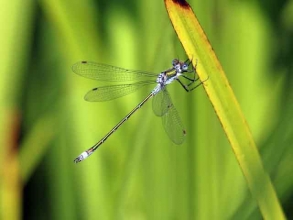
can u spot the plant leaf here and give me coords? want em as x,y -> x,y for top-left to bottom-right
164,0 -> 286,219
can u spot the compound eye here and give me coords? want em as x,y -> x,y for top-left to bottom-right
182,63 -> 188,70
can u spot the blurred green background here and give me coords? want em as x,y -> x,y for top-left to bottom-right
1,0 -> 293,219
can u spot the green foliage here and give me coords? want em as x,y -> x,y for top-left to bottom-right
0,0 -> 292,219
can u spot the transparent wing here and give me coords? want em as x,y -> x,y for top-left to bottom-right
162,103 -> 186,145
84,81 -> 154,102
152,88 -> 170,116
72,61 -> 157,82
159,89 -> 186,145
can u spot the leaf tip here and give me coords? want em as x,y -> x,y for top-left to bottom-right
170,0 -> 190,8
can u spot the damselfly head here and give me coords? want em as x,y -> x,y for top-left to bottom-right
172,59 -> 190,73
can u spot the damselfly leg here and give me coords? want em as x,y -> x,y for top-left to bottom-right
176,59 -> 209,92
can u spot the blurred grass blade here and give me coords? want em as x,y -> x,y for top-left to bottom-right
19,114 -> 57,183
164,0 -> 286,219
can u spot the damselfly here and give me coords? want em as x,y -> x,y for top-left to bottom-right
72,59 -> 206,163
